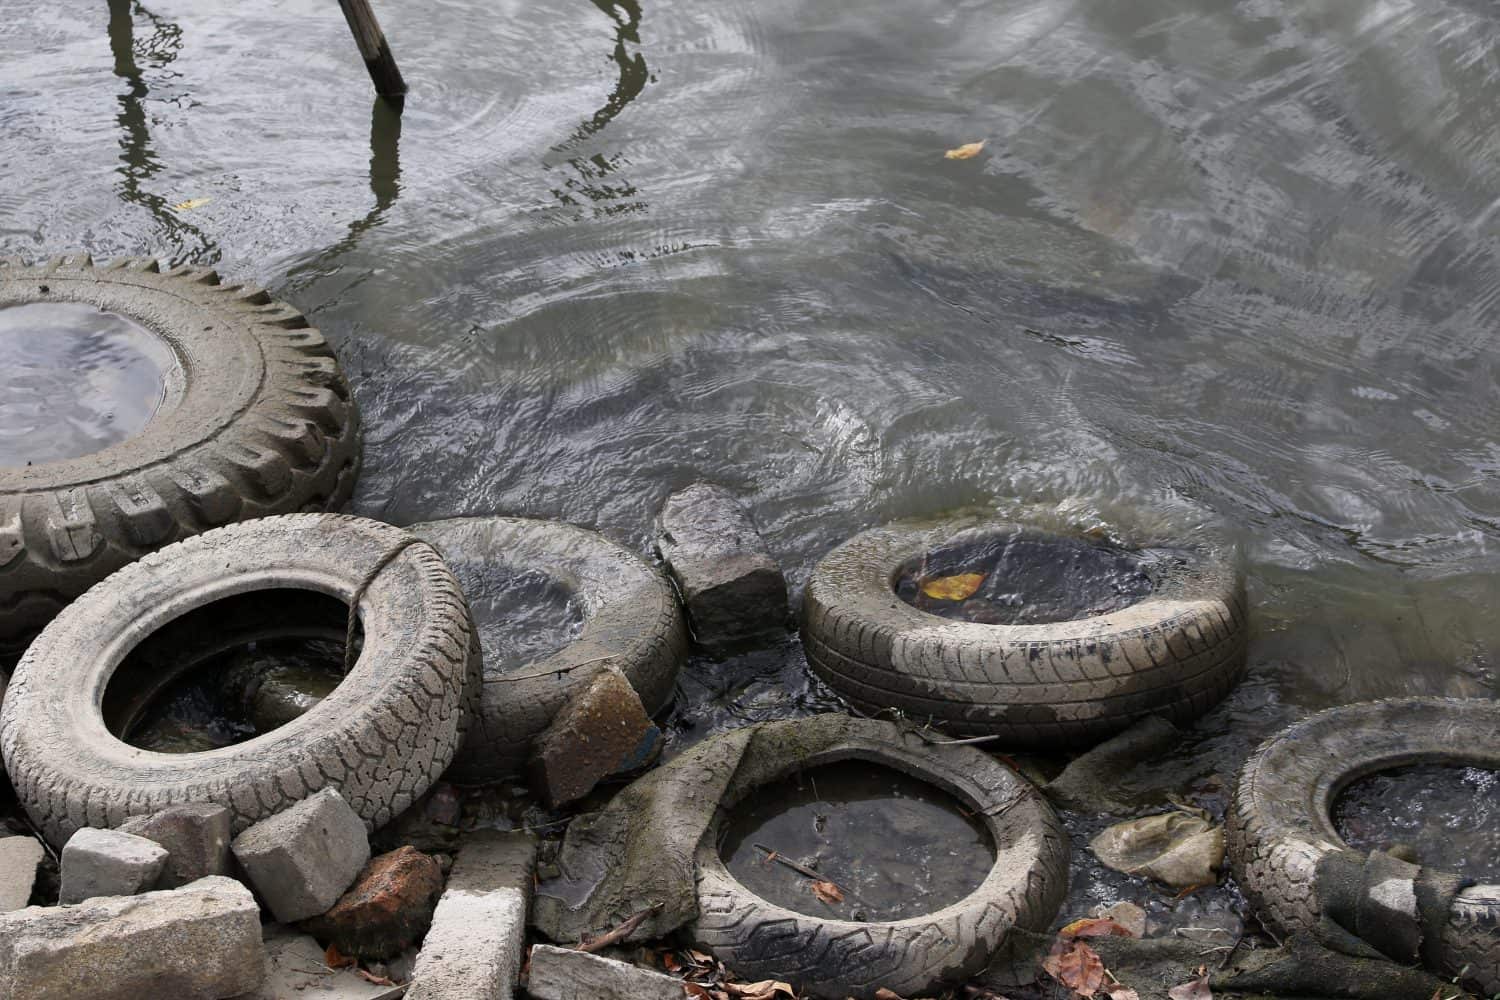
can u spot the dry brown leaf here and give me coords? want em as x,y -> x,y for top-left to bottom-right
874,989 -> 907,1000
811,880 -> 844,905
944,140 -> 987,160
1042,938 -> 1105,998
1167,973 -> 1212,1000
727,981 -> 796,1000
763,851 -> 778,865
1105,986 -> 1140,1000
323,943 -> 355,969
683,984 -> 714,1000
920,572 -> 985,601
689,949 -> 715,964
1059,916 -> 1138,939
355,967 -> 396,986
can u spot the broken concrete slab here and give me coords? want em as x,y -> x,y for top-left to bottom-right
529,665 -> 655,809
0,835 -> 44,912
406,831 -> 535,1000
0,875 -> 263,1000
120,802 -> 233,889
59,826 -> 169,904
231,787 -> 370,923
301,845 -> 444,960
235,924 -> 399,1000
656,483 -> 788,652
526,944 -> 685,1000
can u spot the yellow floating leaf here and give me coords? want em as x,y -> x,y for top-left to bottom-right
171,197 -> 212,211
920,573 -> 985,601
944,140 -> 986,160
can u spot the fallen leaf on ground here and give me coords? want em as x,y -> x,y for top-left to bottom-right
170,197 -> 211,211
944,140 -> 987,160
355,968 -> 396,986
810,880 -> 844,905
726,981 -> 795,1000
1089,810 -> 1225,889
683,983 -> 715,999
1167,973 -> 1211,1000
874,990 -> 906,1000
323,943 -> 355,969
1105,987 -> 1140,1000
921,572 -> 985,600
1043,938 -> 1105,998
1060,916 -> 1138,939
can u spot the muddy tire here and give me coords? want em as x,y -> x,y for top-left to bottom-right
691,719 -> 1069,999
0,514 -> 476,847
0,255 -> 361,647
802,516 -> 1246,746
1228,698 -> 1500,995
410,516 -> 688,783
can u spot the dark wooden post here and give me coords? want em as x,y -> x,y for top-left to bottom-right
337,0 -> 407,100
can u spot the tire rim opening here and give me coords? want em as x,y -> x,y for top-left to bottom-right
718,760 -> 996,921
1332,763 -> 1500,882
102,589 -> 362,753
894,530 -> 1154,625
453,564 -> 585,673
0,302 -> 175,466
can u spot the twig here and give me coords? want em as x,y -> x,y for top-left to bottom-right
752,844 -> 854,900
577,903 -> 662,953
914,731 -> 1003,747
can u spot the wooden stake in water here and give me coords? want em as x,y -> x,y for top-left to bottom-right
337,0 -> 407,100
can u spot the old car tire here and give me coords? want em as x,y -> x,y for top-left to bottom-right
0,514 -> 476,846
802,516 -> 1246,745
691,718 -> 1069,999
410,516 -> 688,782
0,255 -> 361,646
1229,698 -> 1500,995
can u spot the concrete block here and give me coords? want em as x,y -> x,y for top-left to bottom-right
406,831 -> 535,1000
120,802 -> 233,889
0,875 -> 263,1000
59,827 -> 168,904
529,665 -> 654,808
527,945 -> 685,1000
0,835 -> 44,912
656,483 -> 788,651
231,788 -> 370,923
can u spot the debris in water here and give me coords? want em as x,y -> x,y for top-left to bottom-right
944,140 -> 987,160
920,572 -> 985,600
170,197 -> 211,211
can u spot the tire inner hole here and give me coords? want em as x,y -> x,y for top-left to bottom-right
719,760 -> 995,921
894,531 -> 1154,625
0,301 -> 173,466
103,589 -> 360,753
1332,764 -> 1500,881
442,562 -> 584,674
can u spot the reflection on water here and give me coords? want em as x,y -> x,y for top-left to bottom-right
720,760 -> 995,921
1334,764 -> 1500,882
0,303 -> 171,466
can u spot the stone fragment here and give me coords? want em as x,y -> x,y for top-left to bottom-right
655,483 -> 788,651
59,827 -> 168,904
0,875 -> 263,1000
406,831 -> 535,1000
1091,899 -> 1148,938
300,846 -> 444,959
237,924 -> 397,999
0,835 -> 44,912
526,945 -> 685,1000
529,665 -> 654,809
120,802 -> 233,889
231,787 -> 370,923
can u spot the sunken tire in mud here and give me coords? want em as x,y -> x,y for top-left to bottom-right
0,514 -> 476,848
0,255 -> 361,647
1228,698 -> 1500,995
691,719 -> 1069,999
410,516 -> 689,782
802,517 -> 1246,746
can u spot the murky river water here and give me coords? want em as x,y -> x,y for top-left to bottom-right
5,0 -> 1500,939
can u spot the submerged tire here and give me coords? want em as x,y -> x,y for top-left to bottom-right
0,255 -> 361,646
802,516 -> 1246,746
1229,698 -> 1500,995
691,718 -> 1069,999
0,514 -> 476,847
410,516 -> 688,782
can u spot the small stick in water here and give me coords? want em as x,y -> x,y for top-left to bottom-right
752,844 -> 854,901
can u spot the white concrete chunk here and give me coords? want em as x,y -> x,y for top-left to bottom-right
0,835 -> 45,912
231,788 -> 370,923
59,826 -> 168,904
526,945 -> 686,1000
0,875 -> 264,1000
406,831 -> 535,1000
